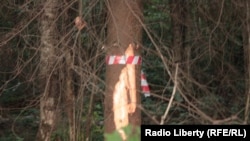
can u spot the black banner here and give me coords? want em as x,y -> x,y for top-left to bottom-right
141,125 -> 250,140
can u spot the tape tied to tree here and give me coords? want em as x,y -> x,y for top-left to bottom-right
106,55 -> 142,65
106,55 -> 150,97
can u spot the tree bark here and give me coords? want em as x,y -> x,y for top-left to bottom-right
36,0 -> 60,140
170,0 -> 186,63
243,0 -> 250,124
104,0 -> 143,137
169,0 -> 187,97
64,51 -> 75,141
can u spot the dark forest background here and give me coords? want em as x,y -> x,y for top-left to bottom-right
0,0 -> 250,140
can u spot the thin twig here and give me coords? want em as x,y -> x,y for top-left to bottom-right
160,63 -> 179,125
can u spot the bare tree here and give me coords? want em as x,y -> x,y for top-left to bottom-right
36,0 -> 60,140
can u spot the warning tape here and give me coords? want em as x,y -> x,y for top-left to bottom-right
141,70 -> 150,97
106,55 -> 150,97
106,55 -> 142,65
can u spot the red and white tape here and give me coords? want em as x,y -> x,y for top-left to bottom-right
141,70 -> 150,97
106,55 -> 150,97
106,55 -> 142,65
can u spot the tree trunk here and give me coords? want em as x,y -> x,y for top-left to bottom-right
104,0 -> 143,137
170,0 -> 186,63
169,0 -> 187,96
61,2 -> 77,140
64,51 -> 75,141
243,0 -> 250,124
36,0 -> 60,140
